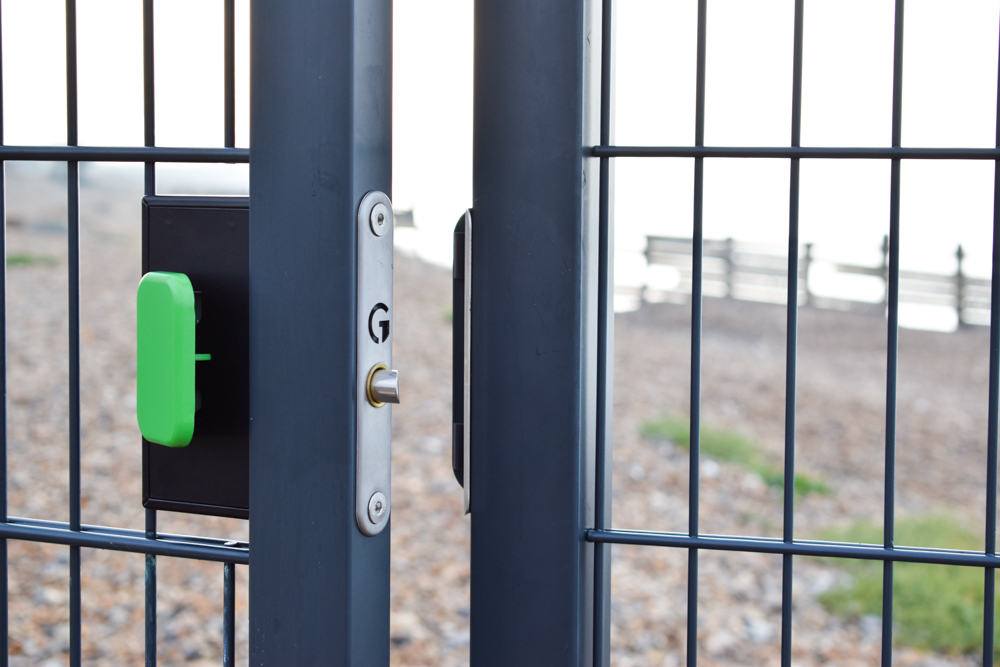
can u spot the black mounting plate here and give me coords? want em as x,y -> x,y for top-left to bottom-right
141,196 -> 249,519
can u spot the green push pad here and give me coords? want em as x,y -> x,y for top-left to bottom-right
137,271 -> 202,447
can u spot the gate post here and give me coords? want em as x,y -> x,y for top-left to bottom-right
248,0 -> 391,663
471,0 -> 603,664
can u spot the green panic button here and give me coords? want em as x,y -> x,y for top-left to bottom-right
137,272 -> 211,447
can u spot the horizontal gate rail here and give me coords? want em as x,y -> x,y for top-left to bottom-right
593,145 -> 1000,160
587,529 -> 1000,569
0,146 -> 248,163
0,518 -> 249,564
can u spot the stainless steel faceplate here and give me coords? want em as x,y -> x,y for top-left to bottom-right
356,190 -> 394,536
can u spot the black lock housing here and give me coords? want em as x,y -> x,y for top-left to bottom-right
142,196 -> 250,519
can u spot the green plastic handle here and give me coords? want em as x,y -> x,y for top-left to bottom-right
137,272 -> 209,447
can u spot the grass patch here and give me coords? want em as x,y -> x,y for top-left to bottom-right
819,516 -> 993,657
640,416 -> 830,496
7,253 -> 57,267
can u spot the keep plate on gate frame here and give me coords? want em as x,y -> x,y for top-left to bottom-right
452,209 -> 472,514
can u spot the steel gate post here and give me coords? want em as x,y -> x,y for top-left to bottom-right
248,0 -> 391,664
471,0 -> 604,664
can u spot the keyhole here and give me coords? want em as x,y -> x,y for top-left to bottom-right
374,501 -> 384,515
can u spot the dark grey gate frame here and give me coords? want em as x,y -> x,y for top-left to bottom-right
473,1 -> 1000,666
247,0 -> 391,662
0,1 -> 250,666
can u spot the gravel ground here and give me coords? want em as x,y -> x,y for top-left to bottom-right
609,298 -> 990,667
3,163 -> 993,666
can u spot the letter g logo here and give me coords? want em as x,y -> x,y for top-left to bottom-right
368,303 -> 389,343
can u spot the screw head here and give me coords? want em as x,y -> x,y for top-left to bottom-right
368,491 -> 389,524
369,203 -> 391,237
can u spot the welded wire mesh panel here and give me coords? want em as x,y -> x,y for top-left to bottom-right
0,1 -> 248,665
587,2 -> 1000,666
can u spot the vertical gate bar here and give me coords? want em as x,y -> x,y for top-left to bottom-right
780,1 -> 805,665
67,170 -> 81,665
221,40 -> 239,667
249,0 -> 392,662
593,0 -> 615,662
66,0 -> 78,150
223,0 -> 235,148
65,1 -> 82,664
0,2 -> 8,662
144,512 -> 156,667
989,568 -> 996,667
687,2 -> 707,665
882,2 -> 905,665
143,0 -> 155,195
142,2 -> 157,663
989,566 -> 997,667
983,18 -> 1000,665
223,563 -> 235,667
470,0 -> 601,660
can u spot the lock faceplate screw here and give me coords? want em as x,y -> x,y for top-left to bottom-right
369,203 -> 390,237
368,491 -> 389,524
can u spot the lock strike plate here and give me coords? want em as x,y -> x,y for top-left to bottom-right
451,209 -> 472,514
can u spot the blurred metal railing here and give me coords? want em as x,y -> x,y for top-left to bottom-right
642,234 -> 990,326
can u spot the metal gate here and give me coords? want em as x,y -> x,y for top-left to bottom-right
0,1 -> 249,664
588,1 -> 1000,663
469,0 -> 1000,666
5,0 -> 1000,665
0,0 -> 392,664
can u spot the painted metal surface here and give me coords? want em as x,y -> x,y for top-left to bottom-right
470,0 -> 601,662
248,0 -> 392,661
